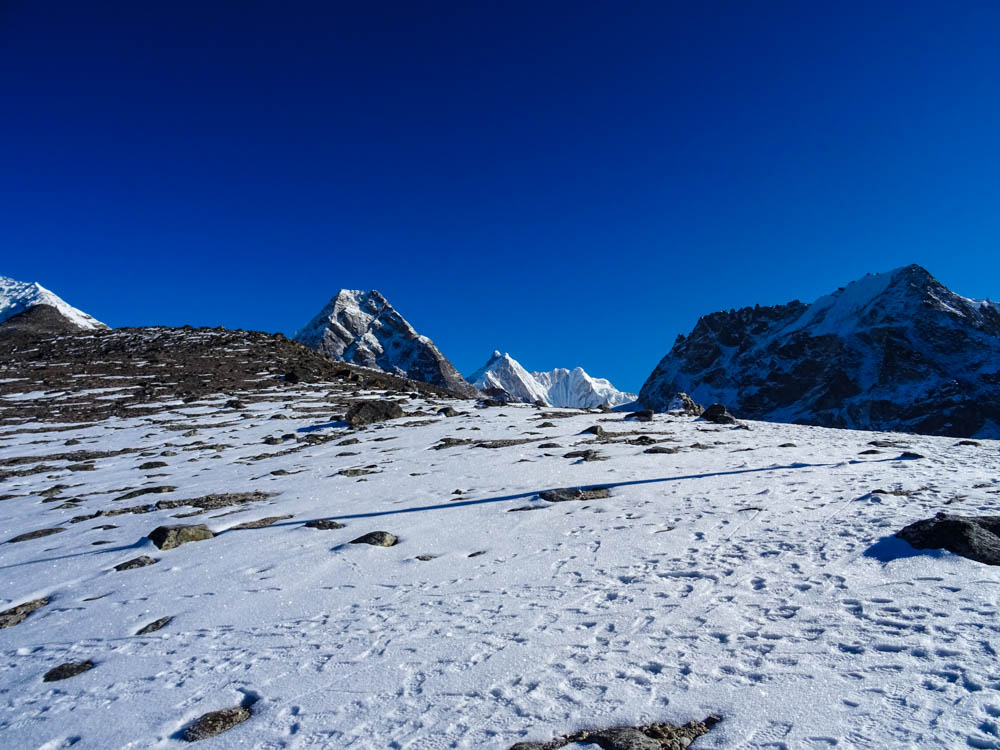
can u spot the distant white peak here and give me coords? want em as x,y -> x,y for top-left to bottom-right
0,275 -> 107,329
467,350 -> 550,405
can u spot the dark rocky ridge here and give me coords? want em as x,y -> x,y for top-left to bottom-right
0,325 -> 468,424
294,289 -> 478,397
639,265 -> 1000,438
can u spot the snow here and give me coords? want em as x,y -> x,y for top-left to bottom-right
0,276 -> 107,330
467,351 -> 637,408
1,388 -> 999,748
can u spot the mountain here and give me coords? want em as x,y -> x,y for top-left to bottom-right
639,264 -> 1000,438
0,275 -> 107,331
294,289 -> 477,397
467,350 -> 637,408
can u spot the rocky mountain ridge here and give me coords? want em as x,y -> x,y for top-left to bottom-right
639,264 -> 1000,438
0,275 -> 106,331
293,289 -> 477,397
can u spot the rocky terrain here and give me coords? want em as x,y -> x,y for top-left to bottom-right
639,265 -> 1000,438
294,289 -> 478,397
468,350 -> 636,408
1,321 -> 999,748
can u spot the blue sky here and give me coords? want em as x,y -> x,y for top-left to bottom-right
3,1 -> 999,392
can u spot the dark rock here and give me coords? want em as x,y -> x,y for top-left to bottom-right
897,512 -> 1000,565
666,392 -> 704,416
8,527 -> 65,543
138,461 -> 168,470
537,443 -> 562,449
468,550 -> 486,557
263,436 -> 283,445
701,403 -> 737,424
339,467 -> 378,477
899,451 -> 925,459
135,616 -> 172,635
147,524 -> 214,550
283,370 -> 301,384
627,409 -> 654,422
43,660 -> 93,682
480,398 -> 506,407
582,425 -> 606,437
305,519 -> 345,530
415,554 -> 437,561
229,515 -> 293,530
337,437 -> 361,446
508,716 -> 718,750
0,597 -> 48,629
778,443 -> 796,448
540,487 -> 611,503
114,555 -> 158,571
644,446 -> 679,454
350,531 -> 398,547
182,706 -> 252,742
437,406 -> 460,417
562,449 -> 607,462
956,440 -> 981,446
116,486 -> 176,501
508,505 -> 548,512
345,400 -> 405,427
630,435 -> 656,446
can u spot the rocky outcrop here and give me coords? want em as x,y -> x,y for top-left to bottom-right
639,265 -> 1000,438
294,290 -> 477,397
147,525 -> 214,550
897,512 -> 1000,566
0,276 -> 106,330
345,399 -> 405,427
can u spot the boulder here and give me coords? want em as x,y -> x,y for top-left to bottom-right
896,512 -> 1000,566
43,660 -> 94,682
147,524 -> 214,551
701,403 -> 736,424
350,531 -> 398,547
345,400 -> 405,427
540,487 -> 611,503
0,598 -> 48,629
667,392 -> 704,416
182,706 -> 252,742
135,616 -> 173,635
114,555 -> 158,571
305,519 -> 345,530
627,409 -> 654,422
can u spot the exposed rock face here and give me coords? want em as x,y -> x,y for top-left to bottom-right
897,512 -> 1000,566
467,350 -> 637,408
667,392 -> 704,416
294,289 -> 477,397
639,265 -> 1000,438
0,598 -> 48,629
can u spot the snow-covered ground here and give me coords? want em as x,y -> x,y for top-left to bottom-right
1,386 -> 999,748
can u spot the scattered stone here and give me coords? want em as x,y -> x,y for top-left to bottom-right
778,443 -> 796,448
537,442 -> 562,449
540,487 -> 611,503
897,512 -> 1000,565
263,436 -> 283,446
468,550 -> 486,557
859,449 -> 881,455
304,519 -> 346,530
536,421 -> 556,428
337,437 -> 361,446
415,554 -> 437,561
476,438 -> 538,449
508,505 -> 547,512
115,486 -> 176,501
899,451 -> 924,459
563,449 -> 607,462
43,660 -> 94,682
432,437 -> 474,450
627,409 -> 654,422
114,555 -> 158,571
956,440 -> 981,446
135,616 -> 172,635
229,515 -> 293,530
350,531 -> 398,547
869,439 -> 908,448
0,597 -> 48,629
345,400 -> 405,427
479,398 -> 506,407
8,527 -> 65,543
644,446 -> 679,454
67,463 -> 97,471
339,467 -> 378,477
701,403 -> 737,424
437,406 -> 460,417
182,706 -> 252,742
629,435 -> 657,446
147,524 -> 214,550
138,461 -> 168,470
508,716 -> 719,750
224,399 -> 245,409
582,425 -> 606,437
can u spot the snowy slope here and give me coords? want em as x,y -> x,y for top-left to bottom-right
467,351 -> 636,408
640,265 -> 1000,437
3,370 -> 998,748
0,275 -> 106,329
294,289 -> 477,397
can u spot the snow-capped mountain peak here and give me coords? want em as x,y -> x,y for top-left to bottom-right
294,289 -> 477,397
467,351 -> 636,408
0,275 -> 107,330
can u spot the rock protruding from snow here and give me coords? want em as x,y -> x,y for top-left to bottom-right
0,276 -> 107,330
294,290 -> 477,397
896,512 -> 1000,566
466,351 -> 636,408
639,264 -> 1000,438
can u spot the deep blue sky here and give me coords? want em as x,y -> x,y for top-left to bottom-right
3,1 -> 999,391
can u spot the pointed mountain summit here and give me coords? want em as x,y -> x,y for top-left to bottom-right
639,264 -> 1000,437
0,276 -> 107,332
294,289 -> 477,397
467,351 -> 636,408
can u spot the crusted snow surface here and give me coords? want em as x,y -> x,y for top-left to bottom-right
1,389 -> 1000,748
0,276 -> 107,329
467,351 -> 636,408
